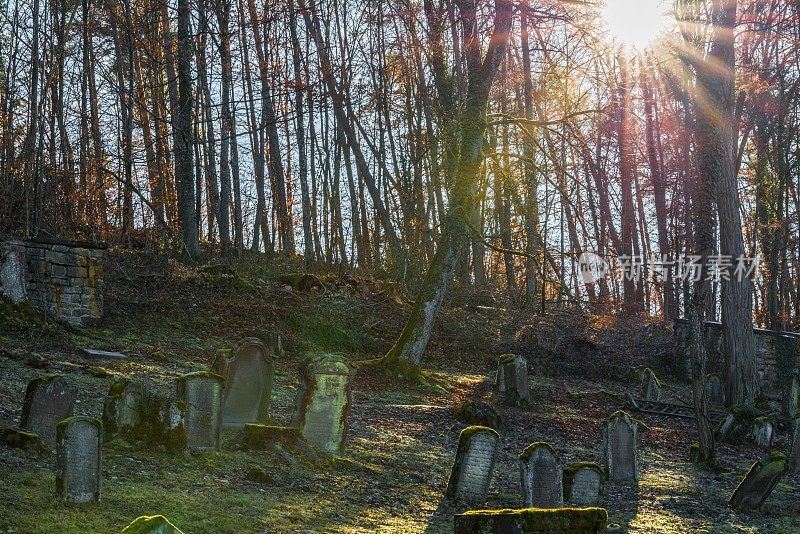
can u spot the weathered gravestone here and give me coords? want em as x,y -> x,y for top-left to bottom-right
445,426 -> 500,505
729,452 -> 787,510
454,507 -> 608,534
214,337 -> 278,428
564,462 -> 604,506
715,405 -> 758,444
496,354 -> 530,407
176,372 -> 223,451
0,248 -> 27,303
101,379 -> 148,440
706,374 -> 724,406
786,374 -> 800,418
641,368 -> 661,401
292,354 -> 353,455
603,411 -> 638,482
121,515 -> 184,534
56,416 -> 101,503
519,442 -> 563,507
19,375 -> 77,447
788,415 -> 800,474
751,417 -> 774,448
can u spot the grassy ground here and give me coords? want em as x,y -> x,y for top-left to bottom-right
1,252 -> 799,532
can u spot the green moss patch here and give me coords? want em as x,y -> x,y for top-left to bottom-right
454,507 -> 608,534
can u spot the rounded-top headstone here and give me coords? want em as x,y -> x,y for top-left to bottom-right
293,354 -> 353,455
445,426 -> 500,505
215,337 -> 278,428
176,372 -> 224,451
564,462 -> 605,506
519,442 -> 563,507
56,416 -> 102,503
20,374 -> 77,447
121,515 -> 184,534
603,410 -> 638,482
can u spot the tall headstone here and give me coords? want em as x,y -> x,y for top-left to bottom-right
176,372 -> 224,451
19,375 -> 77,447
101,379 -> 148,440
56,417 -> 101,503
0,248 -> 27,303
496,354 -> 530,407
519,442 -> 563,507
292,354 -> 353,455
445,426 -> 500,505
641,368 -> 661,401
214,337 -> 278,428
706,374 -> 724,406
786,375 -> 800,418
788,415 -> 800,474
564,462 -> 604,506
729,452 -> 787,510
603,411 -> 638,482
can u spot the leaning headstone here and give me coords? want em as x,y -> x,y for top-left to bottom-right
603,411 -> 638,482
715,405 -> 757,444
214,337 -> 278,428
101,379 -> 148,440
445,426 -> 500,505
564,462 -> 604,506
496,354 -> 530,407
641,368 -> 661,401
751,417 -> 774,449
55,417 -> 101,503
519,442 -> 563,507
292,354 -> 353,455
729,452 -> 787,510
176,372 -> 223,451
785,375 -> 800,418
19,375 -> 77,447
121,515 -> 184,534
789,416 -> 800,474
454,508 -> 608,534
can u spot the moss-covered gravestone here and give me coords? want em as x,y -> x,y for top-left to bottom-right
641,368 -> 661,401
602,411 -> 638,482
292,354 -> 353,455
101,379 -> 147,440
519,442 -> 563,507
121,515 -> 183,534
56,416 -> 101,503
751,417 -> 774,448
706,374 -> 724,406
789,416 -> 800,474
715,405 -> 757,444
20,374 -> 77,447
496,354 -> 530,407
214,337 -> 278,428
176,372 -> 224,451
453,507 -> 608,534
445,426 -> 500,505
729,452 -> 788,510
563,463 -> 604,506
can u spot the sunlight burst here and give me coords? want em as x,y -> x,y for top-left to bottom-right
601,0 -> 672,51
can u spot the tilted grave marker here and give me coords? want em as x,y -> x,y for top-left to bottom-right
292,354 -> 353,455
642,368 -> 661,401
445,426 -> 500,505
19,375 -> 77,447
729,452 -> 787,510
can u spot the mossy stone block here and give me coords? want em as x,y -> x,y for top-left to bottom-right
454,507 -> 608,534
121,515 -> 183,534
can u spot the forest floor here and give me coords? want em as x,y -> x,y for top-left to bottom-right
1,251 -> 799,533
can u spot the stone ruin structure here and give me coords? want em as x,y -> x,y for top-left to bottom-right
0,239 -> 104,325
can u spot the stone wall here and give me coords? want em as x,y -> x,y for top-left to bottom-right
674,318 -> 800,393
0,239 -> 104,325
